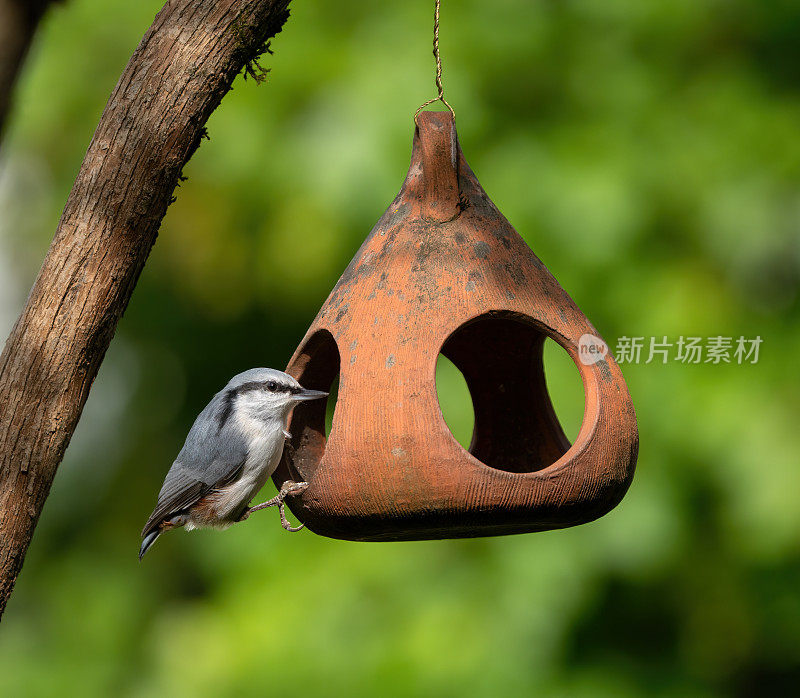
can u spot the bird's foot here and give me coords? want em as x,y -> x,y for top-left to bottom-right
283,429 -> 292,440
241,480 -> 308,531
276,480 -> 307,531
279,480 -> 308,498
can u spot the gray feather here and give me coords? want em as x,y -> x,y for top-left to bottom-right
142,389 -> 249,536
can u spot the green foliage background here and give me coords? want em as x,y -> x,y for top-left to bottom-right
1,1 -> 798,695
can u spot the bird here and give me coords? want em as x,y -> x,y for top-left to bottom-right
139,368 -> 327,560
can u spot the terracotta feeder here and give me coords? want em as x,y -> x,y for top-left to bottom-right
272,111 -> 638,541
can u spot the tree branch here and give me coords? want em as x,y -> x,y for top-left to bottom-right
0,0 -> 291,619
0,0 -> 59,141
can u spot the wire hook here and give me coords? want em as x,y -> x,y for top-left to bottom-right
414,0 -> 456,124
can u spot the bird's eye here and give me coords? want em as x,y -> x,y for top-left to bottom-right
265,381 -> 278,392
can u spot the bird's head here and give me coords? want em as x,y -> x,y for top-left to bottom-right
222,368 -> 327,424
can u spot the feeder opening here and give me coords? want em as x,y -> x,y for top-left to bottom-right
325,374 -> 340,438
438,312 -> 586,474
542,338 -> 583,443
435,354 -> 475,449
283,329 -> 341,483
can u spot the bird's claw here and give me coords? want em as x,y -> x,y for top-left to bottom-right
277,480 -> 307,531
279,480 -> 308,498
242,480 -> 308,531
278,505 -> 304,532
282,429 -> 292,440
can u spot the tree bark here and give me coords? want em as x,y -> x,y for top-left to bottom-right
0,0 -> 291,619
0,0 -> 59,142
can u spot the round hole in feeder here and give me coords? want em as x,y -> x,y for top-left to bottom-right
542,338 -> 583,444
435,354 -> 475,450
324,375 -> 340,438
437,312 -> 586,474
283,329 -> 341,484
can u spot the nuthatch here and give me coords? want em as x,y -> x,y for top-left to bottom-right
140,368 -> 327,559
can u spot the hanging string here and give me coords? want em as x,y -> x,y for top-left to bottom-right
414,0 -> 456,124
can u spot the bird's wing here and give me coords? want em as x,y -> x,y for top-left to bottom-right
141,419 -> 250,537
140,459 -> 246,537
141,392 -> 251,537
141,467 -> 207,537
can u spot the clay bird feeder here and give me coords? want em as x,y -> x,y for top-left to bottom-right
272,111 -> 638,541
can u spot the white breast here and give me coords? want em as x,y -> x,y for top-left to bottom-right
193,413 -> 286,527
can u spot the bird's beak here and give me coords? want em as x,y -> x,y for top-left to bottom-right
294,388 -> 328,402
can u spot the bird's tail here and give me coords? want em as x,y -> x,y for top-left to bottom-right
139,528 -> 161,561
